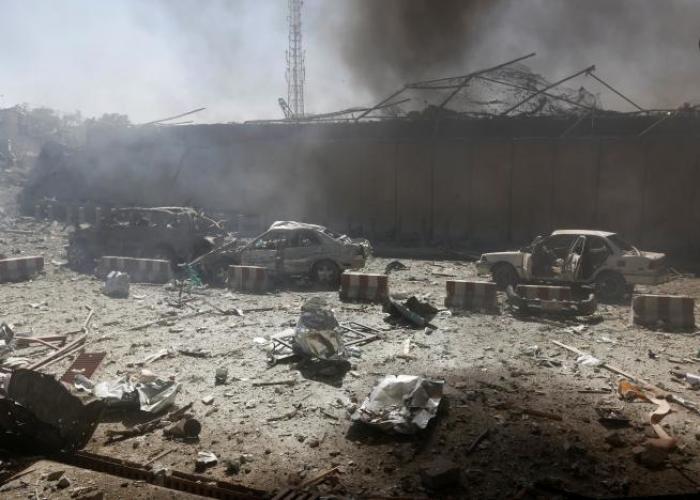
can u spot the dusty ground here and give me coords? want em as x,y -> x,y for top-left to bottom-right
1,174 -> 700,499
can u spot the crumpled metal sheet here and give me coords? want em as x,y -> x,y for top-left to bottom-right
351,375 -> 444,434
293,298 -> 347,361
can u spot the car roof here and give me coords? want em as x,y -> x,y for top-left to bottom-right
268,220 -> 327,232
551,229 -> 615,237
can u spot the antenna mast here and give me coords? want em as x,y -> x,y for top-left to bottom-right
286,0 -> 305,118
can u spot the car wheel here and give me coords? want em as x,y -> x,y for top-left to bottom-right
594,271 -> 627,302
492,263 -> 519,290
312,260 -> 340,287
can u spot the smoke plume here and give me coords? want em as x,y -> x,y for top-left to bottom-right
335,0 -> 496,97
332,0 -> 700,111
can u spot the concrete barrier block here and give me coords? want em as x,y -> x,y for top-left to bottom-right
340,272 -> 388,303
0,256 -> 44,283
445,280 -> 498,312
228,265 -> 268,293
517,285 -> 572,301
631,294 -> 695,330
97,256 -> 173,283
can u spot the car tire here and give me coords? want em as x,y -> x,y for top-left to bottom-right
492,263 -> 519,290
594,271 -> 627,302
312,260 -> 340,287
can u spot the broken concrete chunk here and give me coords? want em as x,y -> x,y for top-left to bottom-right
195,451 -> 218,472
201,395 -> 214,405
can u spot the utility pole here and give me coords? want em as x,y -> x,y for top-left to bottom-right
286,0 -> 305,118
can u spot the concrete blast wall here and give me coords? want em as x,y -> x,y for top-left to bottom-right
187,135 -> 695,255
29,120 -> 700,256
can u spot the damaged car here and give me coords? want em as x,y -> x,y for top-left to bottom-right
477,229 -> 668,301
67,207 -> 229,272
192,221 -> 371,286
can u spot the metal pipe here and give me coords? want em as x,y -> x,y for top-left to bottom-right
500,65 -> 595,116
638,110 -> 677,136
587,72 -> 644,111
354,87 -> 408,121
141,107 -> 206,126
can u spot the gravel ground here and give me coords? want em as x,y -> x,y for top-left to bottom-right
1,175 -> 700,499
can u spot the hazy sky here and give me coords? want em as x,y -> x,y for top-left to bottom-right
2,1 -> 700,123
0,0 -> 368,123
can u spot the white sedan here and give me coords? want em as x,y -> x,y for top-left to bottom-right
476,229 -> 668,300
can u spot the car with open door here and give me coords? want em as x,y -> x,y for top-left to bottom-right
476,229 -> 668,301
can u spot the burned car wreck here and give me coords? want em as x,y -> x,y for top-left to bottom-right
477,229 -> 668,301
192,221 -> 371,286
66,207 -> 229,272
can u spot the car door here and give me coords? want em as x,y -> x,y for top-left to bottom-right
239,230 -> 286,274
561,235 -> 586,282
282,230 -> 325,275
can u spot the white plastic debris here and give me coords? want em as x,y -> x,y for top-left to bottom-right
576,354 -> 602,367
92,374 -> 180,413
351,375 -> 444,434
103,271 -> 130,298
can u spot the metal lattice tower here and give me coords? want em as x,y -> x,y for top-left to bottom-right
286,0 -> 305,118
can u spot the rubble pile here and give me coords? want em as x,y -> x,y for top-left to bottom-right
0,168 -> 699,499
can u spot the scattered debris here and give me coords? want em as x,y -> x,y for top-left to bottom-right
163,417 -> 202,439
103,271 -> 129,298
90,371 -> 180,414
385,296 -> 438,328
60,352 -> 106,384
293,297 -> 347,361
670,370 -> 700,388
351,375 -> 444,434
106,402 -> 194,441
0,322 -> 15,360
0,369 -> 104,451
215,367 -> 228,385
385,260 -> 408,274
195,451 -> 218,472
